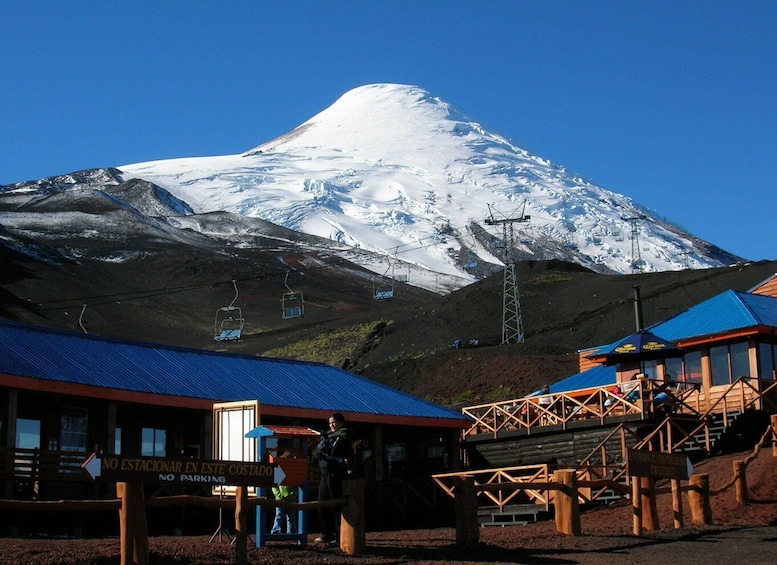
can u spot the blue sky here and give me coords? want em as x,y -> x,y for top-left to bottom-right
2,1 -> 775,261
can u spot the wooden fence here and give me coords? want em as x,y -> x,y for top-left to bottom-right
2,414 -> 776,561
0,480 -> 366,565
447,414 -> 777,548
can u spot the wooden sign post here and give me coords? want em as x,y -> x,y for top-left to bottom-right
626,449 -> 692,536
82,454 -> 296,565
82,453 -> 277,487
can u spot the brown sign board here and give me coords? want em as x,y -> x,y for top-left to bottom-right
82,453 -> 278,487
273,457 -> 309,487
626,449 -> 692,480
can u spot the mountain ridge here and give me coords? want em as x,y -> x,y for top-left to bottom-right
113,83 -> 741,283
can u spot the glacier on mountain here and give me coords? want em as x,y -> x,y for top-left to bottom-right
109,83 -> 739,283
118,84 -> 736,280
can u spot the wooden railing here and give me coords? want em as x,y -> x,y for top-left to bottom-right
0,447 -> 90,482
432,464 -> 553,511
440,390 -> 777,516
461,377 -> 776,439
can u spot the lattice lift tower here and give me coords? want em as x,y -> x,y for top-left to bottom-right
622,214 -> 648,274
486,203 -> 530,344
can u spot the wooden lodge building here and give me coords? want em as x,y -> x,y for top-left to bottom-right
459,273 -> 777,486
0,321 -> 471,535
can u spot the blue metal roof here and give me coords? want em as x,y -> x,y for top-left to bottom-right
648,290 -> 777,342
539,365 -> 617,395
0,320 -> 469,425
561,290 -> 777,396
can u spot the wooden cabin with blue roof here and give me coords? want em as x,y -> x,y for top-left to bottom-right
459,274 -> 777,477
0,320 -> 472,535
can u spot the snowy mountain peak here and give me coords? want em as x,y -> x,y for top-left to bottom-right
247,84 -> 468,156
115,83 -> 740,288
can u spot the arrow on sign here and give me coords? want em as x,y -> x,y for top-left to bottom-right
81,453 -> 102,481
273,464 -> 286,486
273,458 -> 309,486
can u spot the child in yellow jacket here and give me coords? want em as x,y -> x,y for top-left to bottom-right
271,452 -> 300,534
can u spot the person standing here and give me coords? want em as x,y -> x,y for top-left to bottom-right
314,412 -> 355,546
270,451 -> 299,534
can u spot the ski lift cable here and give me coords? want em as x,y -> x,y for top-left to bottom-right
18,228 -> 460,313
29,218 -> 475,310
21,214 -> 543,314
36,196 -> 651,313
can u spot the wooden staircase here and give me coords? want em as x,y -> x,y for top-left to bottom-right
478,504 -> 546,527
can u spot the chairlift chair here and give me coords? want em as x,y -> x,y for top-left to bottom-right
281,272 -> 304,319
214,280 -> 244,341
373,263 -> 395,300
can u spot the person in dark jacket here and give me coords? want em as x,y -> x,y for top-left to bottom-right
314,412 -> 355,546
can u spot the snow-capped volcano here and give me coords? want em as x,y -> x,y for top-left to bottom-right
3,84 -> 739,288
111,83 -> 738,284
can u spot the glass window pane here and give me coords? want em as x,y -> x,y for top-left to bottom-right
641,360 -> 658,380
16,419 -> 41,449
759,343 -> 775,380
730,342 -> 750,381
60,409 -> 88,452
154,429 -> 166,457
141,428 -> 154,456
710,345 -> 730,386
665,357 -> 683,381
683,351 -> 703,384
115,428 -> 122,455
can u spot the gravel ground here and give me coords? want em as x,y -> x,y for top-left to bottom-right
2,451 -> 776,564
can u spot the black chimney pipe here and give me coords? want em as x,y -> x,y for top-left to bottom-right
633,285 -> 644,332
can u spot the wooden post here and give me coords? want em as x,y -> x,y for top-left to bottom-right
734,460 -> 748,504
340,479 -> 366,556
631,476 -> 642,537
640,476 -> 659,531
118,483 -> 131,565
771,415 -> 777,457
234,486 -> 247,565
553,469 -> 581,536
688,473 -> 712,525
119,482 -> 148,565
671,479 -> 684,529
454,476 -> 479,550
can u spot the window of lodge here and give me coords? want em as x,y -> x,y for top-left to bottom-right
759,342 -> 776,380
641,359 -> 658,380
141,427 -> 166,457
16,418 -> 41,450
730,342 -> 750,380
665,350 -> 702,384
60,407 -> 88,452
710,342 -> 751,386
